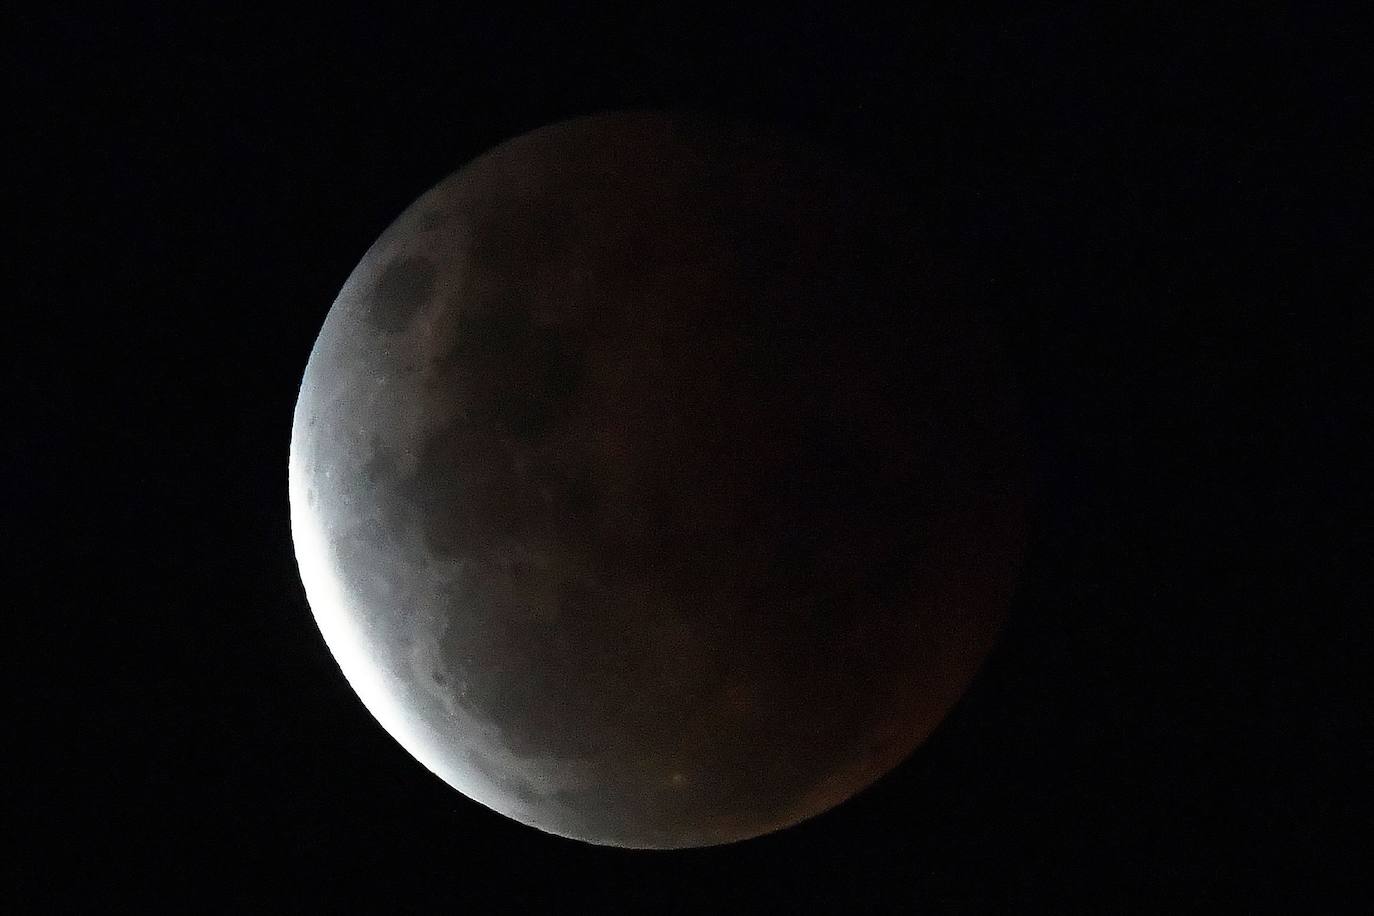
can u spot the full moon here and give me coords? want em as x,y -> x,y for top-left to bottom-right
289,111 -> 1025,848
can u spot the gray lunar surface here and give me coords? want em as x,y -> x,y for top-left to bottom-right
289,111 -> 1025,847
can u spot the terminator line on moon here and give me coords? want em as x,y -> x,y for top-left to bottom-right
288,111 -> 1025,848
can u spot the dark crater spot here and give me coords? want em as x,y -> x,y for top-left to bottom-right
363,440 -> 400,484
511,783 -> 541,806
368,255 -> 437,332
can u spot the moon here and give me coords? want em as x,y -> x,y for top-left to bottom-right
289,111 -> 1025,848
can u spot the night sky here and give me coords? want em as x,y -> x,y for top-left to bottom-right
13,5 -> 1362,911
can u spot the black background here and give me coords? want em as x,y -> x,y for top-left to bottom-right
12,5 -> 1363,911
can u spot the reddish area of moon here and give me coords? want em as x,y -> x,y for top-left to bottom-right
289,111 -> 1025,848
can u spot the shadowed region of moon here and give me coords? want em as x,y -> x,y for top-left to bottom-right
289,111 -> 1026,848
367,255 -> 437,332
